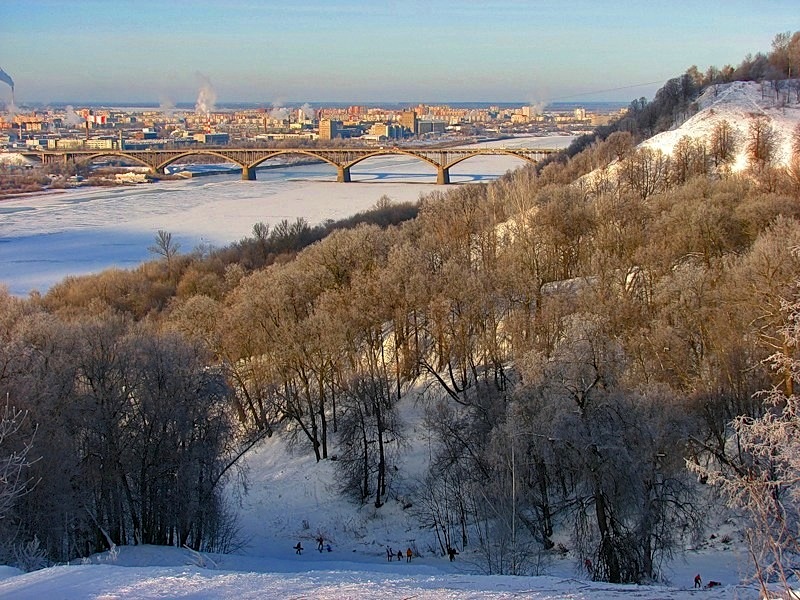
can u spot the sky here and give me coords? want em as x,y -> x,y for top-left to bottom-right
0,0 -> 797,105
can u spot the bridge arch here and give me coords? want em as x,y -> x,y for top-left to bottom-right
343,149 -> 444,184
344,149 -> 441,171
156,150 -> 246,173
444,150 -> 539,171
247,149 -> 340,171
244,149 -> 341,182
65,151 -> 155,171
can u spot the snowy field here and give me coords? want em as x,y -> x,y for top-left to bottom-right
0,136 -> 572,297
0,436 -> 757,600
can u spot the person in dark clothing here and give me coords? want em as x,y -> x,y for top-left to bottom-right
447,547 -> 458,561
387,547 -> 393,562
397,550 -> 403,561
317,536 -> 324,552
294,542 -> 303,555
694,574 -> 702,588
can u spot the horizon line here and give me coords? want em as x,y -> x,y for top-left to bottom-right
5,99 -> 630,109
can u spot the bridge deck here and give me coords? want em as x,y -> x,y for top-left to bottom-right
20,145 -> 561,183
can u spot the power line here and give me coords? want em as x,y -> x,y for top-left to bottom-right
551,80 -> 666,102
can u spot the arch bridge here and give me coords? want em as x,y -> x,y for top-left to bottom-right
25,146 -> 559,184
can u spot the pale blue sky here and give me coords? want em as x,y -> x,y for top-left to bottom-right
0,0 -> 797,105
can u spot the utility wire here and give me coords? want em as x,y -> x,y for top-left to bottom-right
550,80 -> 666,101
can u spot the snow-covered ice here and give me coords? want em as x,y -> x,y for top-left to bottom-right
0,136 -> 573,297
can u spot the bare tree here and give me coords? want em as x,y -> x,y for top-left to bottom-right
0,399 -> 37,521
148,229 -> 181,272
792,123 -> 800,159
512,317 -> 702,584
671,135 -> 708,184
747,116 -> 781,170
620,148 -> 671,200
708,120 -> 739,171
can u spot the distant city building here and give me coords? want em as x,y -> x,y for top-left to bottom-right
368,122 -> 403,140
319,118 -> 341,140
192,132 -> 230,145
417,119 -> 447,136
399,111 -> 417,136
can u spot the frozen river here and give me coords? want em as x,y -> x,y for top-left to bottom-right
0,136 -> 573,296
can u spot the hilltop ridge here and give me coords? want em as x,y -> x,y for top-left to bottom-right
640,80 -> 799,171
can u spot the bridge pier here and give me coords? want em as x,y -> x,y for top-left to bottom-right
437,167 -> 451,185
337,166 -> 351,183
241,166 -> 257,181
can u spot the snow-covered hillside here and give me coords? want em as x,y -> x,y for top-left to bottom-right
641,80 -> 799,171
0,385 -> 759,599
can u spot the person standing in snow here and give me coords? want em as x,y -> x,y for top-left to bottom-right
387,547 -> 393,562
397,550 -> 402,561
294,542 -> 303,555
584,558 -> 593,577
317,536 -> 324,552
406,548 -> 412,562
694,574 -> 702,588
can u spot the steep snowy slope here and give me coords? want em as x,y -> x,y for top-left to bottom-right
640,80 -> 799,171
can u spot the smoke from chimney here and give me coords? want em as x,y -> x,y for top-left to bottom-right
64,105 -> 84,127
270,102 -> 288,121
298,103 -> 313,121
159,95 -> 176,119
194,72 -> 217,117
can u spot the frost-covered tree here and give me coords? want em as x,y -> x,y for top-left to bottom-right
510,316 -> 701,583
0,400 -> 36,522
708,120 -> 738,172
747,116 -> 781,171
690,287 -> 800,598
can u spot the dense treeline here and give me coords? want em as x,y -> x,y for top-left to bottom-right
2,35 -> 800,580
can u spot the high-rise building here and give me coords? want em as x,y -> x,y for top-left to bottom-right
319,118 -> 341,140
399,111 -> 417,136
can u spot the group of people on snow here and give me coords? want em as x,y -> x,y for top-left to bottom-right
386,545 -> 459,562
386,547 -> 415,562
294,537 -> 331,555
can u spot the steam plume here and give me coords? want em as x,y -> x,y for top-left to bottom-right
194,72 -> 217,116
159,95 -> 176,119
270,102 -> 288,121
64,106 -> 84,127
528,101 -> 546,116
298,103 -> 314,120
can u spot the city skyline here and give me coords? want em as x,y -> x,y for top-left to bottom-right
0,0 -> 798,106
